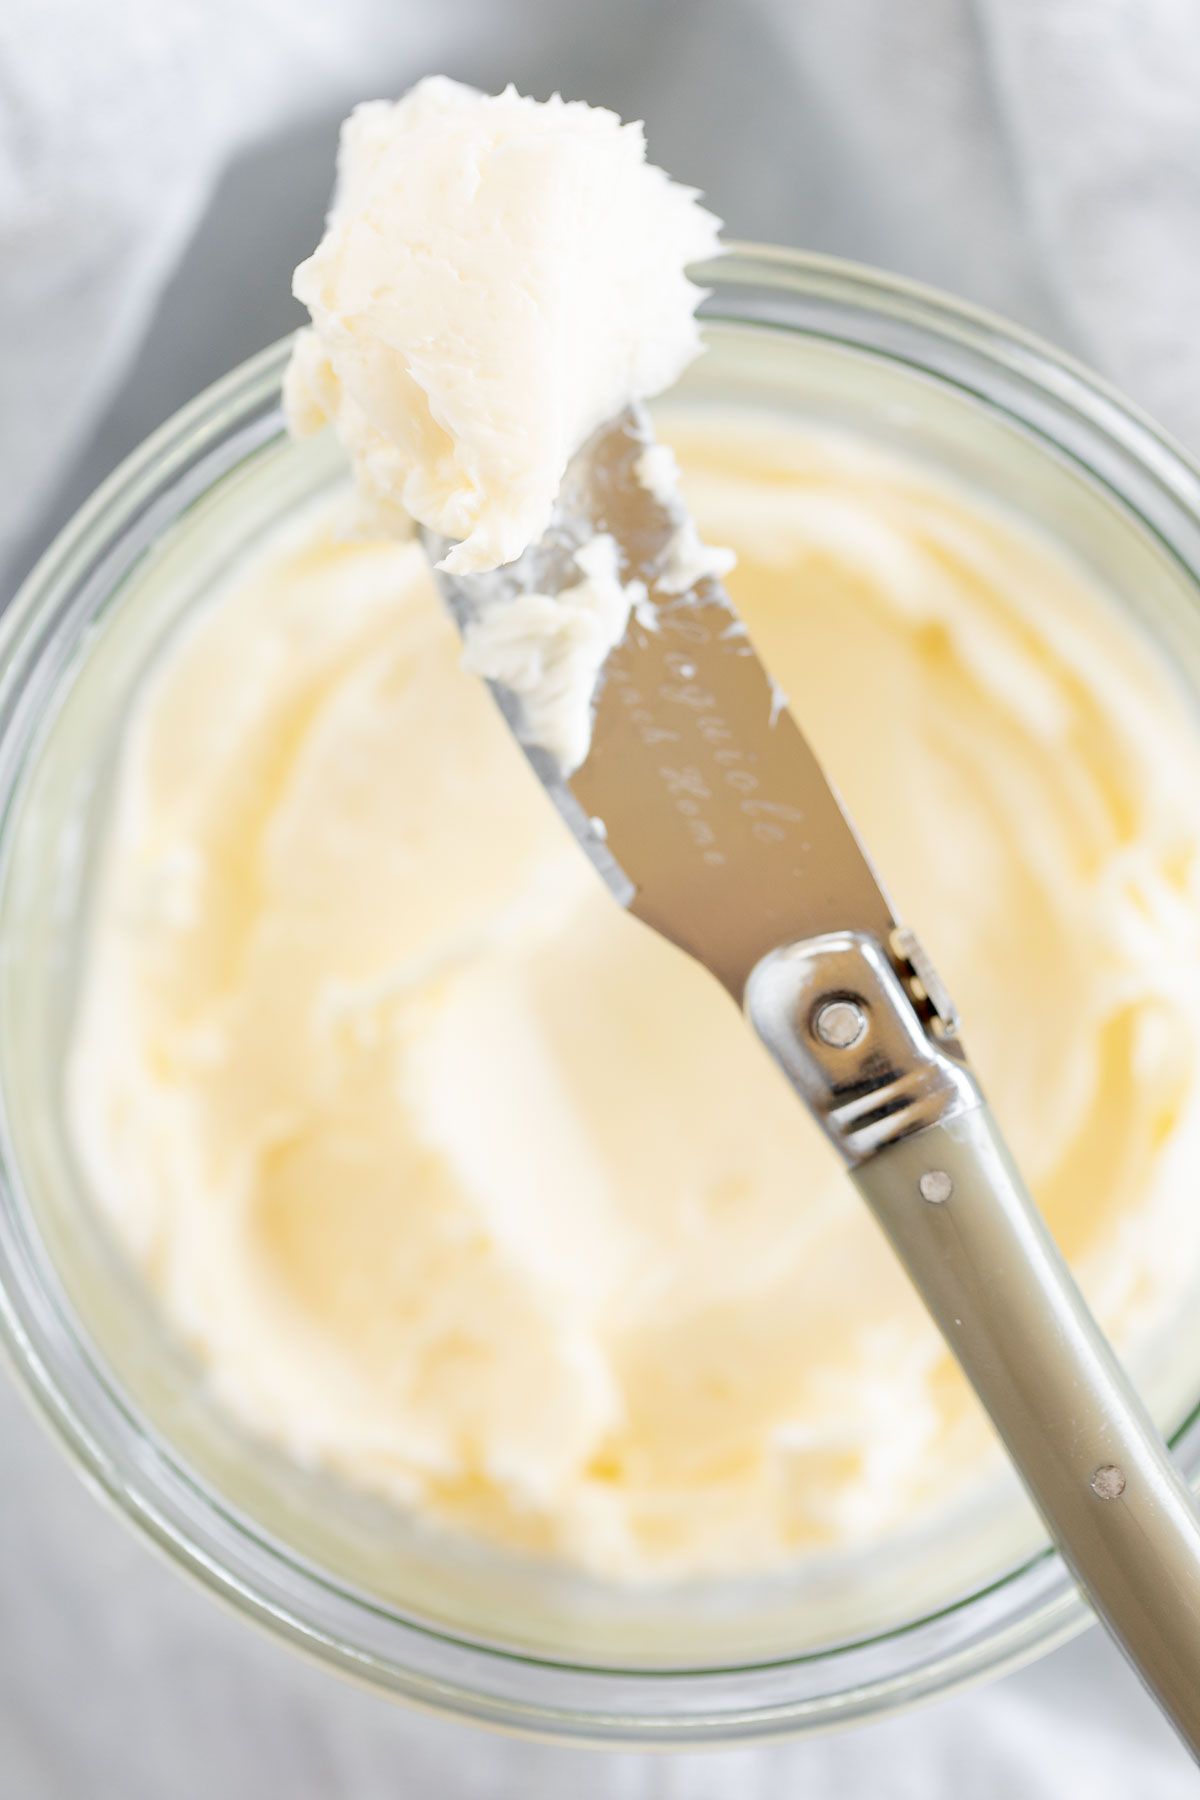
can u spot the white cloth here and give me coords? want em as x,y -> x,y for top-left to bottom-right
2,1 -> 1199,1791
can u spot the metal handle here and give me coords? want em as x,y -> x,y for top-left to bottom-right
746,932 -> 1200,1759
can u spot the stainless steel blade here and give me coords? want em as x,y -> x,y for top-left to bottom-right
426,404 -> 901,1000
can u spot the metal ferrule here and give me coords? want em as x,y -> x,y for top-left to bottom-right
744,930 -> 981,1165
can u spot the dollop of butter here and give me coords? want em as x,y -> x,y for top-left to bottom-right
459,534 -> 645,772
285,77 -> 721,574
67,416 -> 1200,1578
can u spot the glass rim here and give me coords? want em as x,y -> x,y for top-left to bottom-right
3,242 -> 1200,1744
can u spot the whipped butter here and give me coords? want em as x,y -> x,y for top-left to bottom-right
285,77 -> 720,575
67,414 -> 1200,1579
458,533 -> 644,773
285,78 -> 724,775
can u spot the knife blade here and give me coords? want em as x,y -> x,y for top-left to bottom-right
427,403 -> 934,1010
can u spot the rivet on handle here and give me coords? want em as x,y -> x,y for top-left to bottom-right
919,1169 -> 954,1204
812,998 -> 867,1049
1091,1465 -> 1127,1500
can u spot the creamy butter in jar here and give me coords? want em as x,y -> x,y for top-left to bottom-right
4,251 -> 1200,1743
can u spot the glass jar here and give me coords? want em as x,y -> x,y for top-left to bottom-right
2,247 -> 1200,1747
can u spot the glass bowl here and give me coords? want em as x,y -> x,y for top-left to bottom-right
3,247 -> 1200,1746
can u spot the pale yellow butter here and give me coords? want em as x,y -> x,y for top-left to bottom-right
66,413 -> 1200,1578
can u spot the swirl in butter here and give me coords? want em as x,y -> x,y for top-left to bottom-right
67,414 -> 1200,1579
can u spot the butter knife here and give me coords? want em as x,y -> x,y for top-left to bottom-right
427,403 -> 1200,1756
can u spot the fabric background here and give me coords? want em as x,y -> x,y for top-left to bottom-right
2,1 -> 1199,1790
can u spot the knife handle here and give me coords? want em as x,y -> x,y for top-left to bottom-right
857,1108 -> 1200,1754
745,932 -> 1200,1759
